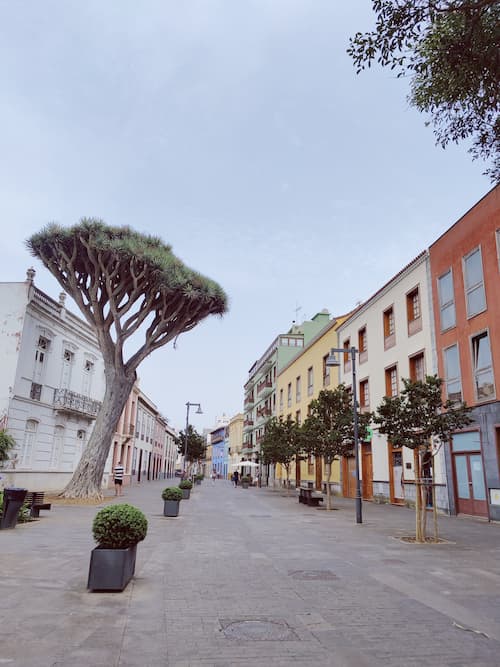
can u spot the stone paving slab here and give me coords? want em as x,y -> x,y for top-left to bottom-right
0,480 -> 499,666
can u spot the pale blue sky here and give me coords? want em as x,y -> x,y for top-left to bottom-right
0,1 -> 489,431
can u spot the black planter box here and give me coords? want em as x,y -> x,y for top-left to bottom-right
163,499 -> 180,517
87,543 -> 137,591
1,488 -> 28,529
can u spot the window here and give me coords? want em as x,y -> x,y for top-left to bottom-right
438,270 -> 456,331
34,336 -> 49,383
343,340 -> 351,372
82,358 -> 95,396
471,331 -> 495,401
322,354 -> 331,387
30,382 -> 42,401
307,367 -> 314,396
358,326 -> 367,363
279,389 -> 284,412
61,349 -> 74,389
409,352 -> 425,382
383,307 -> 395,349
464,247 -> 486,318
359,379 -> 370,410
406,287 -> 422,335
287,383 -> 292,408
21,419 -> 38,466
443,344 -> 462,402
295,410 -> 301,425
296,376 -> 301,403
385,365 -> 398,397
51,425 -> 64,469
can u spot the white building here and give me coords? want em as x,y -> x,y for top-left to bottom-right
337,251 -> 450,513
0,269 -> 105,492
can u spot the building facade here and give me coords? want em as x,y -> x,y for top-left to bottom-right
0,270 -> 105,492
429,185 -> 500,520
276,315 -> 348,490
243,310 -> 332,485
337,252 -> 451,511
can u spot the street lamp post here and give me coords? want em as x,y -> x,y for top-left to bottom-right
184,401 -> 202,475
325,347 -> 362,524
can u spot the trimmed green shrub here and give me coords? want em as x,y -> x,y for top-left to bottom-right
162,487 -> 183,501
179,479 -> 193,490
195,474 -> 204,481
241,476 -> 251,484
92,503 -> 147,549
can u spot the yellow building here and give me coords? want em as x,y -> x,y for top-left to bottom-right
275,313 -> 350,491
228,412 -> 244,472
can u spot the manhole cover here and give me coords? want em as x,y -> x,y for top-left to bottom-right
220,619 -> 297,641
288,569 -> 337,581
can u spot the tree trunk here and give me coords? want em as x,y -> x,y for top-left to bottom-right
325,462 -> 332,511
60,368 -> 135,499
431,454 -> 439,542
414,450 -> 423,543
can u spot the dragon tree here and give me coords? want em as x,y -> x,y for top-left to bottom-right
27,219 -> 227,498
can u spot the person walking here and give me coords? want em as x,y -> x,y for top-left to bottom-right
233,470 -> 239,487
211,468 -> 216,484
113,460 -> 124,496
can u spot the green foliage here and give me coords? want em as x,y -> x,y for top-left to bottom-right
348,1 -> 500,180
175,425 -> 206,462
92,504 -> 148,549
241,476 -> 251,484
179,479 -> 193,490
0,430 -> 16,466
302,386 -> 372,463
260,417 -> 303,468
194,474 -> 204,481
27,219 -> 228,311
161,487 -> 183,501
374,375 -> 473,451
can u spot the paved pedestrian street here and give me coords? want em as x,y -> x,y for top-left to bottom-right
1,479 -> 499,667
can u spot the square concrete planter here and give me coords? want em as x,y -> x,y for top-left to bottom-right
181,489 -> 191,500
163,499 -> 180,517
87,543 -> 137,591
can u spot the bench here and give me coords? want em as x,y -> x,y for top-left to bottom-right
25,492 -> 52,518
298,486 -> 324,507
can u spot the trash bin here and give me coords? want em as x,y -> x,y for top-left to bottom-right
1,487 -> 28,529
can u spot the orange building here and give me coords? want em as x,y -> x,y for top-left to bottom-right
429,185 -> 500,519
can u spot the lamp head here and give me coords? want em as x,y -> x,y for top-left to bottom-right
195,405 -> 203,415
325,349 -> 341,367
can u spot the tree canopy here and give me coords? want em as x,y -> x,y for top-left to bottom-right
260,416 -> 302,484
348,1 -> 500,181
0,430 -> 16,467
175,425 -> 206,463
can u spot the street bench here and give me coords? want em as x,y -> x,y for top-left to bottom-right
25,492 -> 52,518
298,486 -> 324,507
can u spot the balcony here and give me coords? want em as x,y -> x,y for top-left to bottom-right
244,394 -> 255,408
243,418 -> 254,432
241,442 -> 253,452
53,388 -> 101,419
257,379 -> 273,396
256,406 -> 271,420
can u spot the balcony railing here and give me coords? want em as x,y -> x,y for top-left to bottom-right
257,379 -> 272,395
244,394 -> 255,407
53,388 -> 101,418
243,418 -> 254,427
256,406 -> 271,419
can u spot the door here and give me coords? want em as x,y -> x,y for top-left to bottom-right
453,453 -> 488,517
342,456 -> 356,498
361,444 -> 373,500
389,448 -> 405,504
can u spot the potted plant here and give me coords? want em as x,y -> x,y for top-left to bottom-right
162,487 -> 183,517
87,503 -> 148,591
195,474 -> 203,486
241,476 -> 251,489
179,479 -> 193,499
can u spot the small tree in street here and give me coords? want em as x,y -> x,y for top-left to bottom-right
175,425 -> 206,473
374,375 -> 472,542
302,386 -> 371,510
27,219 -> 227,498
260,417 -> 303,495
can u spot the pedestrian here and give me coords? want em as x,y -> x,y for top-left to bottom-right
113,460 -> 124,496
233,470 -> 239,487
211,469 -> 216,484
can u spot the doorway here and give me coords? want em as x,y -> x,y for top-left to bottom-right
389,445 -> 405,504
342,455 -> 356,498
361,443 -> 373,500
451,431 -> 488,518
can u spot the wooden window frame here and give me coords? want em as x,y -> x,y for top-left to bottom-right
406,286 -> 422,336
383,306 -> 396,349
